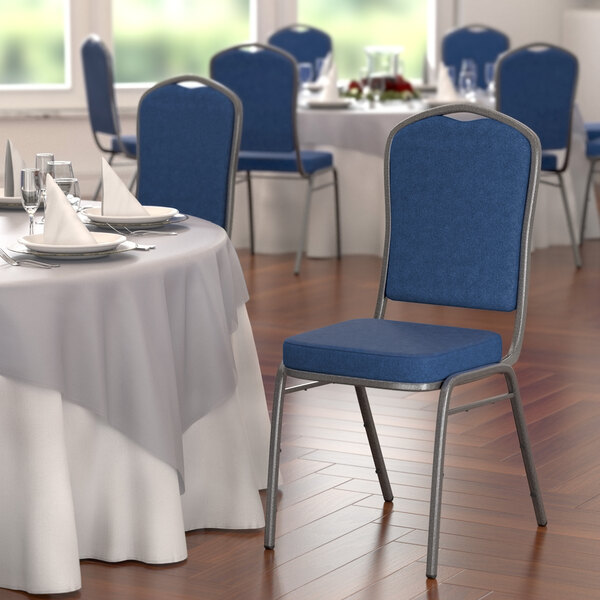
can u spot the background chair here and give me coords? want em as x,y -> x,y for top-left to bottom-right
81,34 -> 137,200
442,24 -> 509,89
210,43 -> 341,274
136,76 -> 242,234
579,123 -> 600,244
496,43 -> 581,267
268,24 -> 333,81
264,104 -> 547,580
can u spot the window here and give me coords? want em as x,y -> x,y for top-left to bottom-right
297,0 -> 428,81
0,0 -> 68,87
112,0 -> 250,84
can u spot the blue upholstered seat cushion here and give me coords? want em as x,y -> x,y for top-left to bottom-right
283,318 -> 503,384
586,137 -> 600,159
541,151 -> 558,171
111,134 -> 137,156
585,122 -> 600,142
238,149 -> 332,173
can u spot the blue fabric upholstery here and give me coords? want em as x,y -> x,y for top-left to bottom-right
585,122 -> 600,142
283,319 -> 502,384
587,137 -> 600,159
137,79 -> 238,229
111,134 -> 137,156
442,25 -> 509,89
496,44 -> 577,161
268,25 -> 332,81
385,114 -> 531,312
238,150 -> 332,173
541,152 -> 558,171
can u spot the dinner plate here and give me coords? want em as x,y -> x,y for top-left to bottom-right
19,232 -> 127,254
82,212 -> 189,230
0,187 -> 22,209
304,82 -> 323,92
9,240 -> 137,260
306,98 -> 353,109
83,205 -> 179,225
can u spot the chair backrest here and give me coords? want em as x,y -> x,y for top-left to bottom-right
210,44 -> 299,156
81,34 -> 120,138
136,76 -> 242,233
378,105 -> 540,361
442,24 -> 509,89
268,24 -> 332,81
495,43 -> 578,159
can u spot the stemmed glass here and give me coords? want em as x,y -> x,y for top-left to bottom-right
35,152 -> 54,221
458,59 -> 477,101
484,61 -> 496,101
55,177 -> 81,211
47,160 -> 74,181
20,168 -> 42,236
298,62 -> 314,87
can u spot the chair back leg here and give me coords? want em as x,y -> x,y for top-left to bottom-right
246,172 -> 255,254
355,386 -> 393,501
557,173 -> 582,268
580,159 -> 598,245
264,363 -> 287,549
333,167 -> 341,259
294,176 -> 314,275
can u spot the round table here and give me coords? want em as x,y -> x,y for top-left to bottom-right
0,212 -> 271,594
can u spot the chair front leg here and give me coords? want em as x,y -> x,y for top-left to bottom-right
294,176 -> 314,275
580,158 -> 598,245
557,172 -> 582,268
264,363 -> 287,549
426,381 -> 453,579
332,167 -> 341,259
504,366 -> 547,527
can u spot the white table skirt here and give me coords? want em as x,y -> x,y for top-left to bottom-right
228,101 -> 599,256
0,305 -> 270,595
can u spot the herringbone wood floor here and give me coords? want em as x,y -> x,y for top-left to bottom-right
4,241 -> 600,600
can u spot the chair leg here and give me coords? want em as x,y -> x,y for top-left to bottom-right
426,383 -> 453,579
557,173 -> 582,268
355,386 -> 393,501
332,167 -> 341,259
504,367 -> 547,527
246,171 -> 255,254
579,159 -> 597,245
128,170 -> 137,193
264,363 -> 287,549
294,176 -> 314,275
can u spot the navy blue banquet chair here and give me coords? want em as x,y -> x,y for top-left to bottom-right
136,76 -> 242,234
264,104 -> 547,579
496,43 -> 582,267
442,24 -> 509,89
579,123 -> 600,244
268,24 -> 332,81
210,43 -> 341,274
81,34 -> 137,200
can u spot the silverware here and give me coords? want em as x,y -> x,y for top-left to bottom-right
0,247 -> 59,269
123,227 -> 177,236
132,243 -> 155,251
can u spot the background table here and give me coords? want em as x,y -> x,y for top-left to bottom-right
228,100 -> 599,257
0,213 -> 271,594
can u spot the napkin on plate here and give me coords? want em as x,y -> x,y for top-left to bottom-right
435,63 -> 460,102
315,52 -> 332,85
319,64 -> 339,101
43,175 -> 97,245
4,139 -> 26,197
101,157 -> 149,216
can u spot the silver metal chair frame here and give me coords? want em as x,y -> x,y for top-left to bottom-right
137,75 -> 242,237
495,42 -> 582,268
579,157 -> 600,244
264,104 -> 547,580
212,43 -> 341,274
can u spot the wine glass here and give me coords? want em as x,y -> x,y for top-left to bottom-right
298,62 -> 314,86
484,61 -> 496,101
20,168 -> 42,236
47,160 -> 74,181
458,59 -> 477,101
55,177 -> 81,211
35,152 -> 54,220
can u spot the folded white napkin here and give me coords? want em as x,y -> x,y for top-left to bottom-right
101,157 -> 149,216
4,139 -> 26,197
320,65 -> 339,101
436,63 -> 460,102
43,175 -> 97,245
315,52 -> 332,85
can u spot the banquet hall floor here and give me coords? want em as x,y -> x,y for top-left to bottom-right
5,239 -> 600,600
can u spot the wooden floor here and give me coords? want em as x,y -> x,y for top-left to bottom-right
6,240 -> 600,600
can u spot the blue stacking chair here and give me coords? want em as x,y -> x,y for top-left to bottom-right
81,34 -> 137,200
442,24 -> 509,89
268,24 -> 332,81
210,43 -> 341,274
496,43 -> 582,267
264,104 -> 547,579
136,76 -> 242,234
579,123 -> 600,244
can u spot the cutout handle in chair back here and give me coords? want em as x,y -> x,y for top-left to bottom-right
210,45 -> 297,154
384,108 -> 537,312
137,76 -> 242,232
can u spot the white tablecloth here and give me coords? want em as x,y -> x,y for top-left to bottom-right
228,100 -> 599,256
0,213 -> 271,594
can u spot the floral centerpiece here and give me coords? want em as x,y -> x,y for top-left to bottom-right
343,74 -> 419,102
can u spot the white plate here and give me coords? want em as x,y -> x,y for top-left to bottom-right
9,240 -> 137,260
306,99 -> 353,109
305,82 -> 323,92
18,232 -> 127,254
84,206 -> 179,224
82,212 -> 189,230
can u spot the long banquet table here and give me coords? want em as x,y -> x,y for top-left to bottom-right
228,99 -> 599,257
0,211 -> 271,594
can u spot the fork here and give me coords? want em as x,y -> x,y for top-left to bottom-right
0,248 -> 59,269
123,227 -> 177,236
